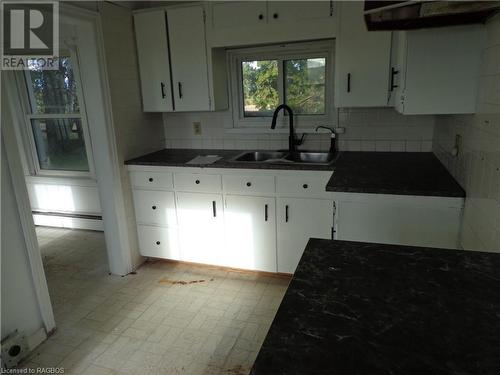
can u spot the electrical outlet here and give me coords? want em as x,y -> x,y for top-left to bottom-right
193,122 -> 202,135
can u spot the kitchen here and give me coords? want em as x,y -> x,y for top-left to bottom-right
1,1 -> 499,374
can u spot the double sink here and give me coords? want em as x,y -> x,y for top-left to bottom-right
231,151 -> 335,166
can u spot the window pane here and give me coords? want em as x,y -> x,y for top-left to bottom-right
285,58 -> 326,115
27,56 -> 80,114
31,119 -> 89,172
242,60 -> 279,117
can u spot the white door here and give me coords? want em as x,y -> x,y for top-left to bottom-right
132,190 -> 176,227
167,5 -> 211,111
211,1 -> 267,30
267,1 -> 333,23
134,10 -> 173,112
176,192 -> 225,265
224,195 -> 277,272
335,1 -> 392,107
277,198 -> 333,273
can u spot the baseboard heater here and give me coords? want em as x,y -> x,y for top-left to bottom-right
32,211 -> 104,231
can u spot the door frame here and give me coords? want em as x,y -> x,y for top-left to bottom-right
1,3 -> 138,333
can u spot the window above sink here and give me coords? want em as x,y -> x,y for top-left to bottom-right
227,40 -> 335,131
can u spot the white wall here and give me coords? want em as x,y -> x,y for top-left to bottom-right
163,107 -> 434,152
1,142 -> 45,343
98,2 -> 166,268
433,14 -> 500,252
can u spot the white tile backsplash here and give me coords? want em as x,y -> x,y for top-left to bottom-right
433,14 -> 500,253
163,107 -> 435,152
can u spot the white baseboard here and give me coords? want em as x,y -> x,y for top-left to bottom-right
33,213 -> 104,231
27,328 -> 47,351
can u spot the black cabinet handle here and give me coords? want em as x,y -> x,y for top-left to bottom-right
246,182 -> 252,187
156,241 -> 161,245
212,201 -> 217,217
390,67 -> 399,91
195,179 -> 200,184
178,82 -> 183,99
161,82 -> 166,98
303,184 -> 308,189
148,177 -> 153,182
265,204 -> 268,222
273,13 -> 278,19
152,205 -> 157,210
258,14 -> 263,20
285,205 -> 289,223
347,73 -> 351,93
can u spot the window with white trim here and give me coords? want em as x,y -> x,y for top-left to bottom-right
228,40 -> 335,129
22,50 -> 94,177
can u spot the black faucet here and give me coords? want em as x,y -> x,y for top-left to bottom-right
315,125 -> 337,154
271,104 -> 300,154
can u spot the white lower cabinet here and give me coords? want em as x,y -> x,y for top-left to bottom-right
224,195 -> 277,272
277,198 -> 334,273
176,192 -> 225,266
137,225 -> 180,260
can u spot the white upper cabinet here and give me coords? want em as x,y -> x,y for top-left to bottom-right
134,5 -> 227,112
267,1 -> 333,23
167,5 -> 211,112
393,25 -> 483,115
134,10 -> 173,112
208,1 -> 335,47
335,1 -> 392,107
211,1 -> 267,30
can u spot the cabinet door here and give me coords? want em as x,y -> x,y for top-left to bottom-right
167,5 -> 210,112
225,195 -> 277,272
176,192 -> 225,265
132,190 -> 176,227
211,1 -> 267,30
277,198 -> 333,273
335,1 -> 391,107
134,11 -> 173,112
267,1 -> 333,23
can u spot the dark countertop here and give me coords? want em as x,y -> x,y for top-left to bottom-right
251,239 -> 500,375
327,152 -> 465,197
125,149 -> 465,197
125,148 -> 334,171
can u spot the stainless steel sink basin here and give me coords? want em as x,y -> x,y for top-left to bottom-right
285,152 -> 335,165
232,151 -> 288,162
231,151 -> 335,165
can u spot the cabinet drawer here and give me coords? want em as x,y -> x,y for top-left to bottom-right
133,190 -> 177,226
137,225 -> 180,260
223,174 -> 275,194
130,171 -> 173,190
174,173 -> 222,192
276,174 -> 330,197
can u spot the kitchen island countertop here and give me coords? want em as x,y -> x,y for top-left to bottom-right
251,239 -> 500,375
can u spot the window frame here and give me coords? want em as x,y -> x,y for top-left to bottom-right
17,46 -> 96,179
228,40 -> 335,130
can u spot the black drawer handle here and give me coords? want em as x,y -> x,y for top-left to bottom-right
347,73 -> 351,93
212,201 -> 217,217
258,14 -> 263,20
152,205 -> 157,210
285,205 -> 289,223
195,179 -> 200,184
246,182 -> 252,187
265,204 -> 268,222
390,67 -> 399,91
178,82 -> 183,99
156,241 -> 161,245
148,177 -> 154,182
303,184 -> 308,189
160,82 -> 166,98
273,13 -> 278,19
